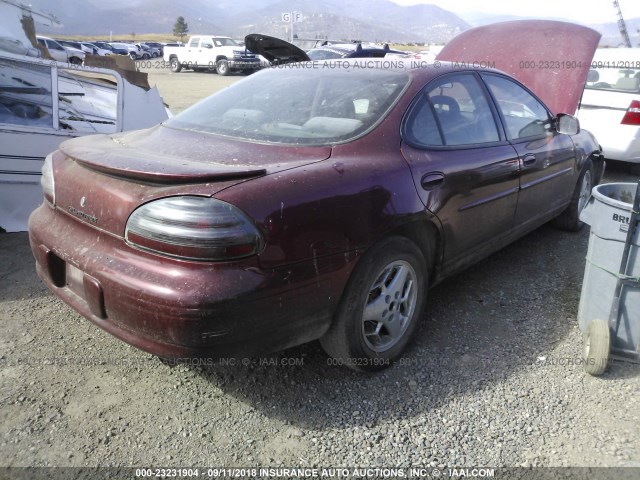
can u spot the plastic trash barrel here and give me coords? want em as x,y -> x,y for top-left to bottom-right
578,183 -> 640,362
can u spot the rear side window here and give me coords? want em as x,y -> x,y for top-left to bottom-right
482,74 -> 551,141
586,66 -> 640,93
188,37 -> 200,48
404,73 -> 500,147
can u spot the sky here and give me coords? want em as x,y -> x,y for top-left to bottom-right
389,0 -> 640,25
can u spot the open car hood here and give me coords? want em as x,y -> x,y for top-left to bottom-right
245,33 -> 310,64
436,20 -> 601,115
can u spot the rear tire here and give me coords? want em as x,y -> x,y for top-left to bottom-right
170,57 -> 182,73
552,160 -> 593,231
320,236 -> 428,372
583,319 -> 610,376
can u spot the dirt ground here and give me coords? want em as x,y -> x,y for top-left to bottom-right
140,63 -> 243,112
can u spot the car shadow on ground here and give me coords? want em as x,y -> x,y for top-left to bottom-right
191,223 -> 600,429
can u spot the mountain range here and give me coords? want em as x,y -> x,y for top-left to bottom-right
29,0 -> 468,43
25,0 -> 640,47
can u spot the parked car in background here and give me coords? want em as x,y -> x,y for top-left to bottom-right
245,35 -> 406,65
137,43 -> 158,58
306,42 -> 406,60
144,42 -> 164,55
109,42 -> 141,59
577,48 -> 640,174
36,35 -> 68,62
30,22 -> 602,371
94,41 -> 128,56
81,42 -> 112,56
140,43 -> 161,57
163,35 -> 261,75
52,39 -> 85,65
58,39 -> 93,55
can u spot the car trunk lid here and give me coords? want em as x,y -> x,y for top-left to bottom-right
54,125 -> 331,236
60,125 -> 331,183
436,20 -> 601,115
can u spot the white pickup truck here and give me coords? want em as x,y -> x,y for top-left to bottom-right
163,36 -> 261,75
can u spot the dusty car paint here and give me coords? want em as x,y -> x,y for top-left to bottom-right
29,38 -> 603,363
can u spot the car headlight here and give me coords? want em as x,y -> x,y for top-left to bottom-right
41,153 -> 55,206
125,196 -> 263,261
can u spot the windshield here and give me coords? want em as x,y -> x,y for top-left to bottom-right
214,38 -> 239,47
166,66 -> 409,146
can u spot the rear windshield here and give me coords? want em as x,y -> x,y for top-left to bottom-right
166,66 -> 409,146
585,63 -> 640,93
307,48 -> 349,60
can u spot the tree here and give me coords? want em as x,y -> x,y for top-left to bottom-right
173,16 -> 189,43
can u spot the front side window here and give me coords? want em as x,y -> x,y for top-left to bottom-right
586,66 -> 640,93
166,67 -> 409,146
482,74 -> 551,141
213,38 -> 239,47
404,73 -> 500,147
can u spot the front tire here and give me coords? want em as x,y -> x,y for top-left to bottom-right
320,236 -> 428,372
216,59 -> 230,76
552,159 -> 593,231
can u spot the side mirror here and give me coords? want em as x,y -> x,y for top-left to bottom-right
556,113 -> 580,135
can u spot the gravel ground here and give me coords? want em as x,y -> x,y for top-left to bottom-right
1,162 -> 638,471
2,56 -> 640,471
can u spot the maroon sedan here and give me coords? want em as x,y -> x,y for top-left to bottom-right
29,21 -> 603,371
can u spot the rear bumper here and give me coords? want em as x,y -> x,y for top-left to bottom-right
28,204 -> 353,359
578,108 -> 640,163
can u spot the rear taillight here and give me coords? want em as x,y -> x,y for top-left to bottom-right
125,196 -> 263,261
621,100 -> 640,125
41,153 -> 55,206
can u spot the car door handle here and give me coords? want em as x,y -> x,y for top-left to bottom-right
421,173 -> 445,190
522,154 -> 537,166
